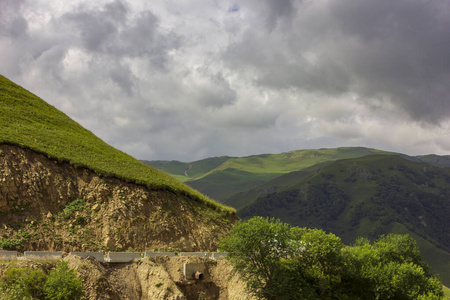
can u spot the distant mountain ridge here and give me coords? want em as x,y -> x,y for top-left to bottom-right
143,147 -> 394,201
143,148 -> 450,205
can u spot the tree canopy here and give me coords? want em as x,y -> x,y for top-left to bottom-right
220,216 -> 444,299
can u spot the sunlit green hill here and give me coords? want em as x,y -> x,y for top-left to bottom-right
0,74 -> 233,214
144,147 -> 391,201
142,156 -> 232,182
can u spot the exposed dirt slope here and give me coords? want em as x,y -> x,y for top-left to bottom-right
0,255 -> 255,300
0,144 -> 237,252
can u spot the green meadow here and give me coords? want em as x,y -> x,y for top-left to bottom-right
144,147 -> 391,201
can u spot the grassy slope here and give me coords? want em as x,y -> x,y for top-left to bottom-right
224,162 -> 330,209
194,147 -> 392,201
444,285 -> 450,300
209,147 -> 389,175
147,147 -> 392,202
0,75 -> 233,214
239,155 -> 450,241
142,156 -> 232,182
188,168 -> 277,201
417,154 -> 450,168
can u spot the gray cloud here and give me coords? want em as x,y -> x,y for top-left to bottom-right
329,0 -> 450,122
0,0 -> 28,38
225,0 -> 450,123
1,0 -> 450,161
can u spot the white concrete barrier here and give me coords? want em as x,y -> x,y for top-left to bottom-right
24,251 -> 62,260
179,252 -> 209,259
69,252 -> 104,262
211,252 -> 228,260
106,252 -> 141,262
144,252 -> 176,258
0,251 -> 18,260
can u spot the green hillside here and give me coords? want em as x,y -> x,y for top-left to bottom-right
417,154 -> 450,168
142,156 -> 232,182
210,147 -> 389,174
237,154 -> 450,285
0,74 -> 233,214
224,163 -> 327,209
444,285 -> 450,299
145,147 -> 392,201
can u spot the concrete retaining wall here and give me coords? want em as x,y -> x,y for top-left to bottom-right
11,251 -> 229,262
106,252 -> 141,262
0,251 -> 18,260
69,252 -> 104,262
24,251 -> 62,260
179,252 -> 209,259
144,252 -> 176,257
211,252 -> 228,260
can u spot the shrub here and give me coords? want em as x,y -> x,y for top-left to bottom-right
43,261 -> 84,300
0,267 -> 47,300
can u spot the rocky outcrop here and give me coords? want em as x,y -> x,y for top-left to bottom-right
0,144 -> 237,252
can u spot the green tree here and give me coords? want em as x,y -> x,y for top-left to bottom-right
220,217 -> 345,299
343,235 -> 444,299
43,261 -> 84,300
220,217 -> 444,299
219,217 -> 293,299
288,228 -> 344,298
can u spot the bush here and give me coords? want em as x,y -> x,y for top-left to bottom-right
0,262 -> 84,300
0,267 -> 47,300
43,261 -> 84,300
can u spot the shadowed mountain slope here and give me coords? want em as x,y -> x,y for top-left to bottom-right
237,154 -> 450,285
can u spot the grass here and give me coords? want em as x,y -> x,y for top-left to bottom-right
210,147 -> 390,175
145,148 -> 392,182
189,168 -> 280,202
0,75 -> 234,214
444,285 -> 450,300
143,156 -> 231,182
146,147 -> 393,202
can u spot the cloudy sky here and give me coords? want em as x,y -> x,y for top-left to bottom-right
2,0 -> 450,161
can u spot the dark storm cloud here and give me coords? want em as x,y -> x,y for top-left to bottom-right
61,1 -> 178,66
328,0 -> 450,123
227,0 -> 450,124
